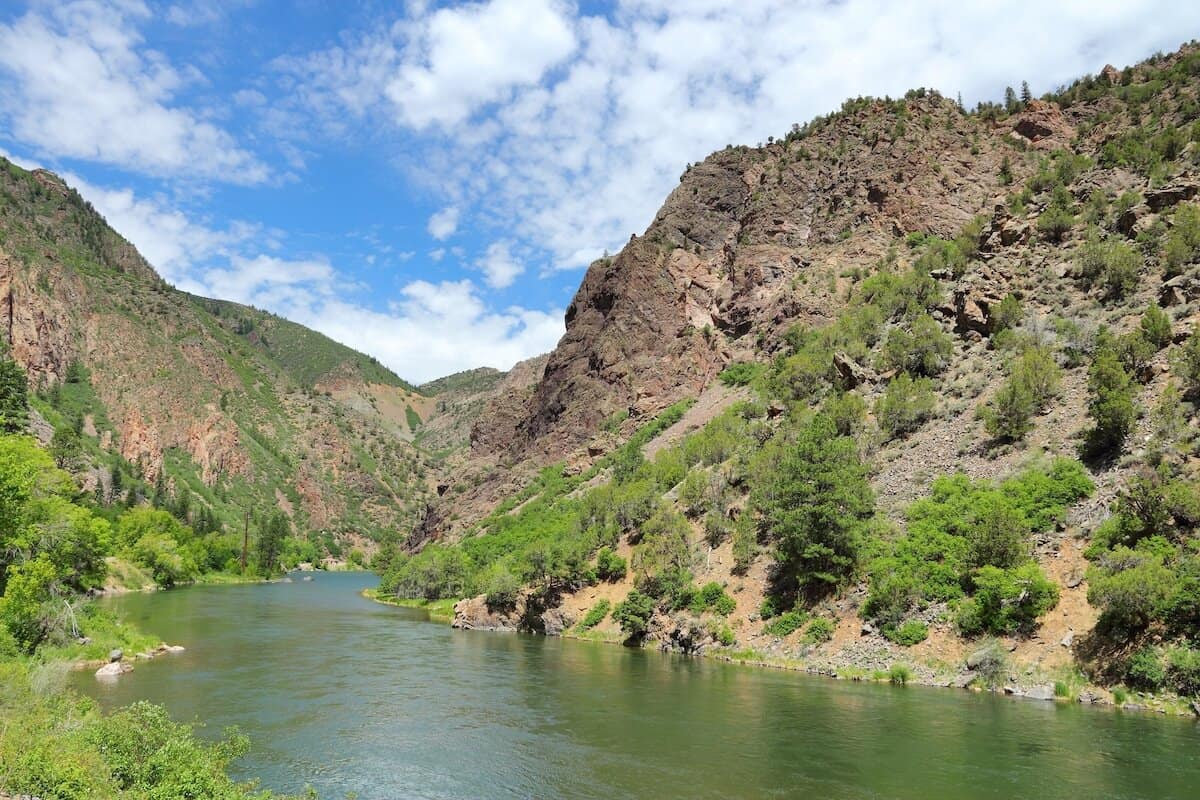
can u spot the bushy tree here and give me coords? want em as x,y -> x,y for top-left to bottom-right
612,590 -> 655,639
1085,343 -> 1137,456
875,373 -> 935,439
878,314 -> 952,377
0,352 -> 28,434
752,415 -> 874,596
1164,203 -> 1200,277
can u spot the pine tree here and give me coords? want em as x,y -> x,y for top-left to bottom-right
1020,80 -> 1032,105
0,350 -> 28,434
1004,86 -> 1019,113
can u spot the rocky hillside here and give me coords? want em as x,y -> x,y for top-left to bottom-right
0,159 -> 435,546
383,43 -> 1200,709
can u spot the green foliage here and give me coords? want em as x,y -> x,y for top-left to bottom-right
404,404 -> 422,431
990,294 -> 1024,334
1163,203 -> 1200,277
718,361 -> 764,387
1085,340 -> 1138,456
1172,326 -> 1200,397
752,414 -> 874,595
595,546 -> 627,581
803,616 -> 836,644
1140,304 -> 1174,349
980,344 -> 1061,441
612,590 -> 655,638
0,350 -> 29,434
863,461 -> 1090,635
763,609 -> 808,637
877,314 -> 952,377
1037,204 -> 1075,243
875,373 -> 935,439
579,599 -> 611,629
889,664 -> 913,685
823,391 -> 867,436
885,619 -> 929,646
956,563 -> 1059,635
1075,228 -> 1141,297
689,582 -> 736,616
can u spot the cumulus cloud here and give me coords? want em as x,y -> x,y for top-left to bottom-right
281,0 -> 1200,273
385,0 -> 577,129
57,171 -> 562,382
0,0 -> 268,183
426,205 -> 459,239
475,241 -> 523,289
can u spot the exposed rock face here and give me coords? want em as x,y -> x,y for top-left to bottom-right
0,158 -> 435,542
1010,100 -> 1076,149
427,93 -> 1016,539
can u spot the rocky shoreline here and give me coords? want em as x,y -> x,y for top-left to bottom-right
74,642 -> 186,679
367,590 -> 1200,718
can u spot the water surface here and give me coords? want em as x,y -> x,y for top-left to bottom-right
75,572 -> 1200,799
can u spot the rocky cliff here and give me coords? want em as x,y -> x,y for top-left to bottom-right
0,160 -> 434,543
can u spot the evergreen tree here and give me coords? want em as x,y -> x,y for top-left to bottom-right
0,351 -> 28,434
1004,86 -> 1019,113
256,511 -> 289,576
1020,80 -> 1032,105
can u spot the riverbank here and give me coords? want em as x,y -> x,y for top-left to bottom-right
364,588 -> 1199,718
361,589 -> 456,623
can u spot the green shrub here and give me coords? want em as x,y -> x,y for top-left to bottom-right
875,373 -> 935,439
889,664 -> 913,685
764,610 -> 808,637
803,616 -> 836,644
716,625 -> 736,646
961,563 -> 1059,634
579,599 -> 611,629
595,547 -> 627,581
718,362 -> 764,387
1085,342 -> 1137,455
1173,326 -> 1200,398
1038,205 -> 1075,242
990,294 -> 1024,334
1140,304 -> 1173,349
1166,646 -> 1200,695
1087,547 -> 1174,633
878,314 -> 953,377
612,590 -> 655,639
690,582 -> 736,616
1163,203 -> 1200,277
886,619 -> 929,646
1127,646 -> 1167,691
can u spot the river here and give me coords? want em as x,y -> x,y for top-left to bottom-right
73,572 -> 1199,800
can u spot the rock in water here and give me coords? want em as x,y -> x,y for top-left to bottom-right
108,648 -> 123,663
95,661 -> 130,678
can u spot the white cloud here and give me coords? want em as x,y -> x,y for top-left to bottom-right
426,205 -> 459,239
57,171 -> 562,383
384,0 -> 577,129
0,0 -> 268,183
60,171 -> 257,293
281,0 -> 1200,274
476,240 -> 523,288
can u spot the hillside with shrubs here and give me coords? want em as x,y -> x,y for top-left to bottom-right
378,43 -> 1200,709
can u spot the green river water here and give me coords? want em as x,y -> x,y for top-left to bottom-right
73,572 -> 1199,799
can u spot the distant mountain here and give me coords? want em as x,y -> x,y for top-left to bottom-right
0,158 -> 433,547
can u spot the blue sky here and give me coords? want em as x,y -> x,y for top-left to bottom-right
1,1 -> 1198,383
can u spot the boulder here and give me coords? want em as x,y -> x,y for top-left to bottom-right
1145,182 -> 1199,212
1024,685 -> 1057,701
1060,630 -> 1075,648
1009,100 -> 1075,149
95,661 -> 131,679
108,649 -> 123,663
833,352 -> 872,389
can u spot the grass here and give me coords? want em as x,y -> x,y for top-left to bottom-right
34,605 -> 162,665
363,590 -> 458,623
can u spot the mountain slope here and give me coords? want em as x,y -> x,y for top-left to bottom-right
387,43 -> 1200,706
0,159 -> 433,546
